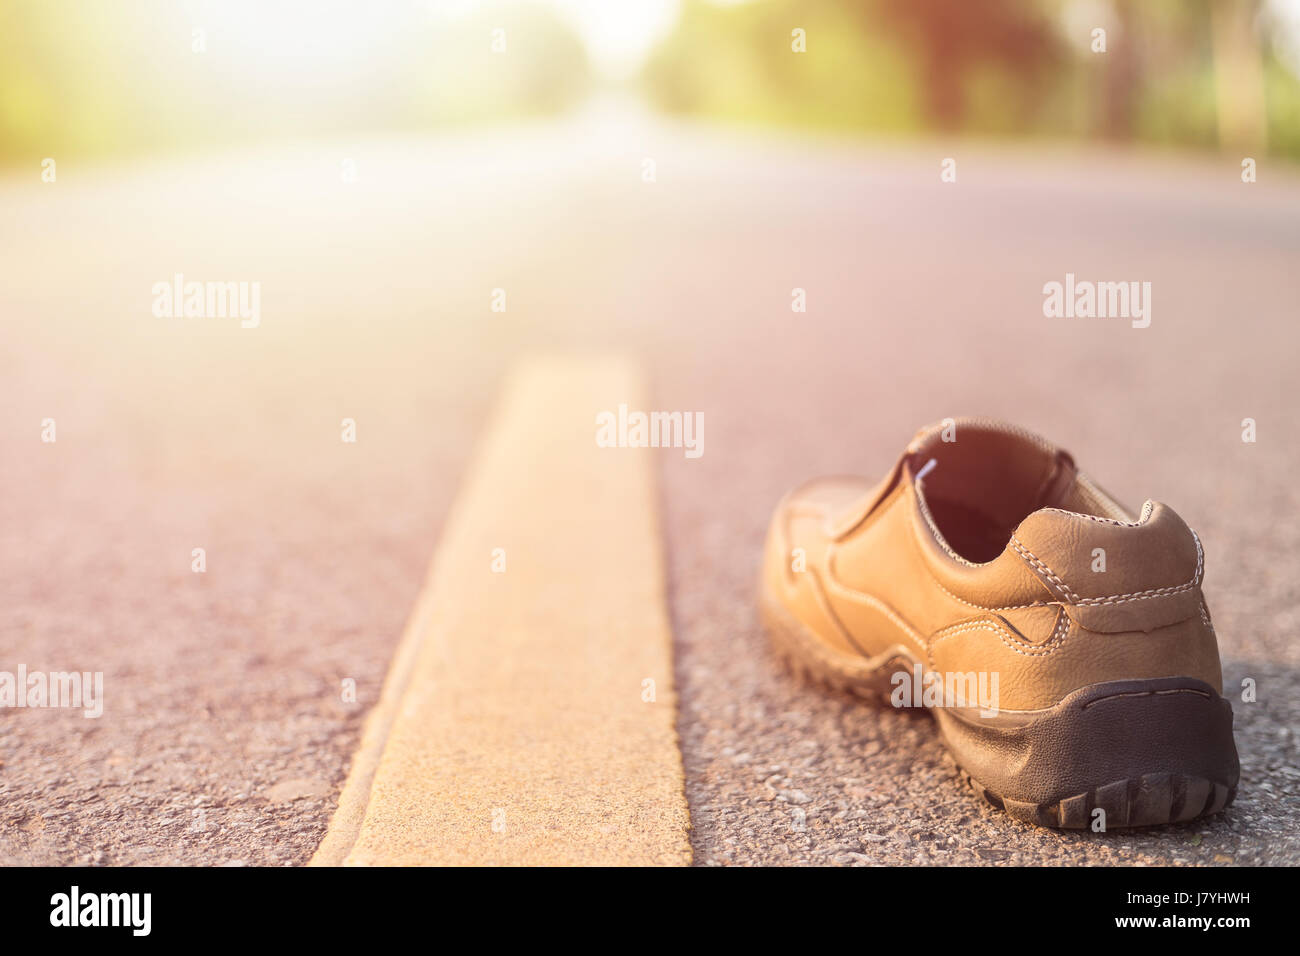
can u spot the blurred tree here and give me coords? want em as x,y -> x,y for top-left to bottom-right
1210,0 -> 1268,151
1102,0 -> 1142,140
873,0 -> 1060,128
639,0 -> 1300,159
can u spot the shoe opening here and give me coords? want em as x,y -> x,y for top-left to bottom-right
907,420 -> 1130,564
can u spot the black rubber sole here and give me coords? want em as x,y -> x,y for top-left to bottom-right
761,594 -> 1240,829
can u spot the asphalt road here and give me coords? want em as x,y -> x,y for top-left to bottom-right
2,105 -> 1298,864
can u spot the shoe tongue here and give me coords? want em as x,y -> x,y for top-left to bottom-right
909,419 -> 1076,545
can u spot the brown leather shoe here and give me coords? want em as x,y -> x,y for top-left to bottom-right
760,418 -> 1239,829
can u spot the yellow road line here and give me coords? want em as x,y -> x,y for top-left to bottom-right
311,356 -> 692,866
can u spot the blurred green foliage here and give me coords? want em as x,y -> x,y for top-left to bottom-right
0,0 -> 590,163
1264,56 -> 1300,155
4,0 -> 1298,163
644,1 -> 924,134
644,0 -> 1300,158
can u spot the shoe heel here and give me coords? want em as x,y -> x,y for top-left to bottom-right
936,676 -> 1239,829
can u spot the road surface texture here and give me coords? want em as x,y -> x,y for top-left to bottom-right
2,105 -> 1298,864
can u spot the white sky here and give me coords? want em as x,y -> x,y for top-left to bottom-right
1270,0 -> 1300,77
546,0 -> 682,79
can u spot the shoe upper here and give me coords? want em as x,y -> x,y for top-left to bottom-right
761,418 -> 1223,711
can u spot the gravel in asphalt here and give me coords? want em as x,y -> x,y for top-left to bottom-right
3,114 -> 1297,864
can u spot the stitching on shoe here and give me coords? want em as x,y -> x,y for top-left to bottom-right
1075,582 -> 1195,605
830,487 -> 1053,613
1081,687 -> 1212,710
805,565 -> 880,659
1009,537 -> 1081,603
1075,529 -> 1205,605
927,610 -> 1069,661
820,560 -> 928,655
927,608 -> 1069,663
787,492 -> 927,657
901,510 -> 1050,612
1011,530 -> 1204,607
826,479 -> 905,541
808,484 -> 1206,653
1035,499 -> 1155,528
